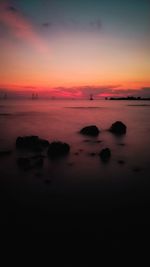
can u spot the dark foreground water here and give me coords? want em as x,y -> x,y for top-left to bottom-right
0,99 -> 150,262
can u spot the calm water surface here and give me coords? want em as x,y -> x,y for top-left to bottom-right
0,99 -> 150,186
0,99 -> 150,250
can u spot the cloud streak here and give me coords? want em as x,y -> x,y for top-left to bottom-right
41,17 -> 102,33
42,22 -> 52,28
0,1 -> 48,52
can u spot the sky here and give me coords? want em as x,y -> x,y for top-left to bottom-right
0,0 -> 150,98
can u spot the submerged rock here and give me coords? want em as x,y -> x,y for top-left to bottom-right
47,141 -> 70,158
109,121 -> 127,135
16,136 -> 49,151
80,125 -> 100,136
99,148 -> 111,162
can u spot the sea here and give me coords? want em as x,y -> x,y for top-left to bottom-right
0,99 -> 150,255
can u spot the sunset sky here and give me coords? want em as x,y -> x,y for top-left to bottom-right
0,0 -> 150,97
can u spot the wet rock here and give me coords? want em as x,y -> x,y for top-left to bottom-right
80,125 -> 100,136
0,150 -> 12,157
47,141 -> 70,158
99,148 -> 111,162
16,136 -> 49,151
83,139 -> 102,144
40,139 -> 49,147
109,121 -> 127,135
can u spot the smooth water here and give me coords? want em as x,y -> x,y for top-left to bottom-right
0,99 -> 150,185
1,99 -> 150,247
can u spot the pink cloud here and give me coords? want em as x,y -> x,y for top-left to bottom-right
0,1 -> 48,52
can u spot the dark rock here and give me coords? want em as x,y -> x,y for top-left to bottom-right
83,139 -> 102,144
16,136 -> 49,151
99,148 -> 111,162
47,141 -> 70,158
16,136 -> 37,150
109,121 -> 127,135
40,139 -> 49,147
80,125 -> 100,136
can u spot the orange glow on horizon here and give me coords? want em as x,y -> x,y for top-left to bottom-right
0,82 -> 150,97
0,80 -> 150,92
0,1 -> 149,97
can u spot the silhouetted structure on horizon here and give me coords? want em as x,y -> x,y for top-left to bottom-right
106,96 -> 150,100
32,93 -> 38,100
90,94 -> 93,100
